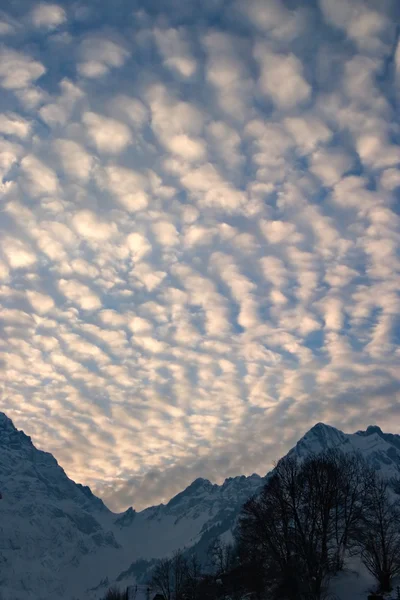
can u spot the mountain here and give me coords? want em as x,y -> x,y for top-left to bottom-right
288,422 -> 400,479
0,413 -> 399,600
0,412 -> 264,600
0,412 -> 121,600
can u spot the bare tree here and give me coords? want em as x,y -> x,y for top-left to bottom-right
151,550 -> 190,600
239,457 -> 306,600
183,555 -> 202,600
207,539 -> 234,576
238,451 -> 372,600
102,587 -> 129,600
328,451 -> 373,571
358,476 -> 400,593
151,557 -> 173,600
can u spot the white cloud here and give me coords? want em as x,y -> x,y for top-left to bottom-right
109,95 -> 149,128
82,112 -> 132,154
207,121 -> 243,170
184,225 -> 215,248
0,138 -> 24,186
129,316 -> 153,333
154,28 -> 197,78
284,116 -> 331,155
0,260 -> 10,279
2,237 -> 37,269
26,290 -> 55,314
98,310 -> 127,328
319,0 -> 389,54
0,113 -> 31,139
0,48 -> 45,89
146,85 -> 205,158
310,149 -> 353,187
203,31 -> 252,119
133,262 -> 166,291
39,79 -> 83,127
31,3 -> 66,29
320,297 -> 344,331
254,46 -> 311,110
101,165 -> 149,211
72,210 -> 117,241
166,134 -> 206,162
152,221 -> 179,247
53,139 -> 93,181
380,169 -> 400,192
78,37 -> 129,78
58,279 -> 101,310
180,163 -> 246,212
236,0 -> 305,40
356,134 -> 400,170
260,219 -> 302,245
127,232 -> 152,260
20,154 -> 59,197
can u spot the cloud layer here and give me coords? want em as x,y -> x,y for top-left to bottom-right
0,0 -> 399,511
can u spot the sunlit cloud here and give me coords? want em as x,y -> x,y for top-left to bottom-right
0,0 -> 399,512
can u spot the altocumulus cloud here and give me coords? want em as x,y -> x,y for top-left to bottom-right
0,0 -> 399,511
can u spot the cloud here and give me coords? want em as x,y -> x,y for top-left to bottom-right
203,31 -> 253,119
319,0 -> 390,54
235,0 -> 306,40
82,112 -> 132,154
53,139 -> 93,181
126,232 -> 152,260
20,154 -> 59,196
100,165 -> 149,211
77,37 -> 129,78
180,163 -> 247,212
310,149 -> 353,187
254,46 -> 311,110
72,210 -> 117,241
0,113 -> 31,139
2,237 -> 37,269
284,116 -> 332,155
154,27 -> 197,78
31,3 -> 66,29
0,0 -> 399,513
0,48 -> 45,89
39,79 -> 83,127
58,279 -> 101,310
152,221 -> 179,247
26,290 -> 55,314
0,138 -> 24,189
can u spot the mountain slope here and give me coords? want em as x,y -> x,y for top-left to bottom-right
1,413 -> 399,600
0,413 -> 121,600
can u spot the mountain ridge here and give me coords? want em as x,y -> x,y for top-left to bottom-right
1,412 -> 399,599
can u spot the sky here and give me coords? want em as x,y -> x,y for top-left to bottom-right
0,0 -> 399,512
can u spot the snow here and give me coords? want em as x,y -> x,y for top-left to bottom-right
0,413 -> 399,600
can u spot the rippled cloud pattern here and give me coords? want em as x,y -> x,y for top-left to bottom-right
0,0 -> 399,510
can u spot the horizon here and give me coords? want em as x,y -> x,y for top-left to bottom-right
1,410 -> 395,511
0,0 -> 399,512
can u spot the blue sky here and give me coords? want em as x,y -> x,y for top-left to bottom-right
0,0 -> 399,511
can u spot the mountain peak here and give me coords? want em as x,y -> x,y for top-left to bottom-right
365,425 -> 383,435
310,422 -> 338,432
0,412 -> 16,430
187,477 -> 213,491
289,422 -> 347,459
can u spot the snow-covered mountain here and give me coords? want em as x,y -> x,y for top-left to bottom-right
0,413 -> 399,600
0,412 -> 120,600
288,422 -> 400,479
